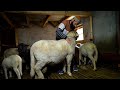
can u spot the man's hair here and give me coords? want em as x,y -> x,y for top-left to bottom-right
70,21 -> 75,30
73,17 -> 80,23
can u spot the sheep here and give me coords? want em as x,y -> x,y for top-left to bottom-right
3,43 -> 30,71
18,43 -> 30,70
2,55 -> 22,79
4,48 -> 19,58
79,42 -> 98,71
30,31 -> 79,79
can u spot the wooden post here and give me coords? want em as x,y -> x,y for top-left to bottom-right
90,16 -> 93,40
14,28 -> 19,47
26,15 -> 30,27
116,11 -> 120,54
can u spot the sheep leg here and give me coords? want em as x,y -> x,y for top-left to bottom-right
34,61 -> 45,79
66,54 -> 73,76
80,57 -> 87,70
79,51 -> 82,65
9,71 -> 12,78
42,67 -> 47,73
83,57 -> 86,65
3,67 -> 8,79
13,68 -> 21,79
63,60 -> 66,73
35,75 -> 38,79
88,55 -> 97,71
63,64 -> 66,73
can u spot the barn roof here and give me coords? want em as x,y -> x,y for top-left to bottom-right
0,11 -> 92,29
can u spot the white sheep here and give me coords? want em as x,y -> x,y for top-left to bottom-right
3,45 -> 30,70
4,48 -> 19,58
79,42 -> 98,70
2,55 -> 22,79
30,31 -> 79,79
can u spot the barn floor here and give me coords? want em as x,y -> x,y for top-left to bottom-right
0,62 -> 120,79
47,64 -> 120,79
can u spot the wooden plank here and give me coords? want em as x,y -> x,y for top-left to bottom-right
14,28 -> 19,46
1,12 -> 14,28
89,16 -> 93,40
43,15 -> 51,27
58,16 -> 69,24
49,21 -> 59,27
6,11 -> 92,17
26,15 -> 30,27
116,11 -> 120,54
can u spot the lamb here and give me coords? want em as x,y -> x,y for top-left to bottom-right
30,31 -> 79,79
3,43 -> 30,70
4,48 -> 19,58
79,42 -> 98,70
2,55 -> 22,79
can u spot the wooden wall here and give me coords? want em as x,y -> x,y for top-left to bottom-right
16,23 -> 56,46
92,11 -> 118,53
0,28 -> 16,56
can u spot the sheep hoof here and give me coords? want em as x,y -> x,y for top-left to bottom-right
63,70 -> 66,73
93,68 -> 97,71
67,72 -> 72,76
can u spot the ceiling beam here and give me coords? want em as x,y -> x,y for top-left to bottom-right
59,16 -> 69,23
26,15 -> 30,27
5,11 -> 92,17
0,12 -> 14,28
49,21 -> 59,27
42,15 -> 51,27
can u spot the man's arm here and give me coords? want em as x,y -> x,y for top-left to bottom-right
56,23 -> 67,39
56,28 -> 67,39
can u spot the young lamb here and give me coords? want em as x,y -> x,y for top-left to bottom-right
3,43 -> 30,71
4,48 -> 19,58
2,55 -> 22,79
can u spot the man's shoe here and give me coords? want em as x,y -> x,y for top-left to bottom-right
73,66 -> 78,71
58,70 -> 64,74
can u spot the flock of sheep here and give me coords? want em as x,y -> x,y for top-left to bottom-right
1,31 -> 98,79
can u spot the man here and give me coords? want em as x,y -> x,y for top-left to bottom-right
56,16 -> 80,74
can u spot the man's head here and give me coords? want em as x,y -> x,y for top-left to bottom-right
72,17 -> 80,26
70,17 -> 80,30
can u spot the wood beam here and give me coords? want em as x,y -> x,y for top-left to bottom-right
59,16 -> 69,22
58,16 -> 69,25
5,11 -> 92,17
49,21 -> 59,27
1,12 -> 14,28
14,28 -> 19,47
42,15 -> 51,27
26,15 -> 30,27
90,16 -> 93,40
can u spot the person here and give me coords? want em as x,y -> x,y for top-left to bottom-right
56,16 -> 80,74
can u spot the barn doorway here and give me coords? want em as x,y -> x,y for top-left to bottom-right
76,27 -> 84,41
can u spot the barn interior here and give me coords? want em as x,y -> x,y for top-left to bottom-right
0,11 -> 120,79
